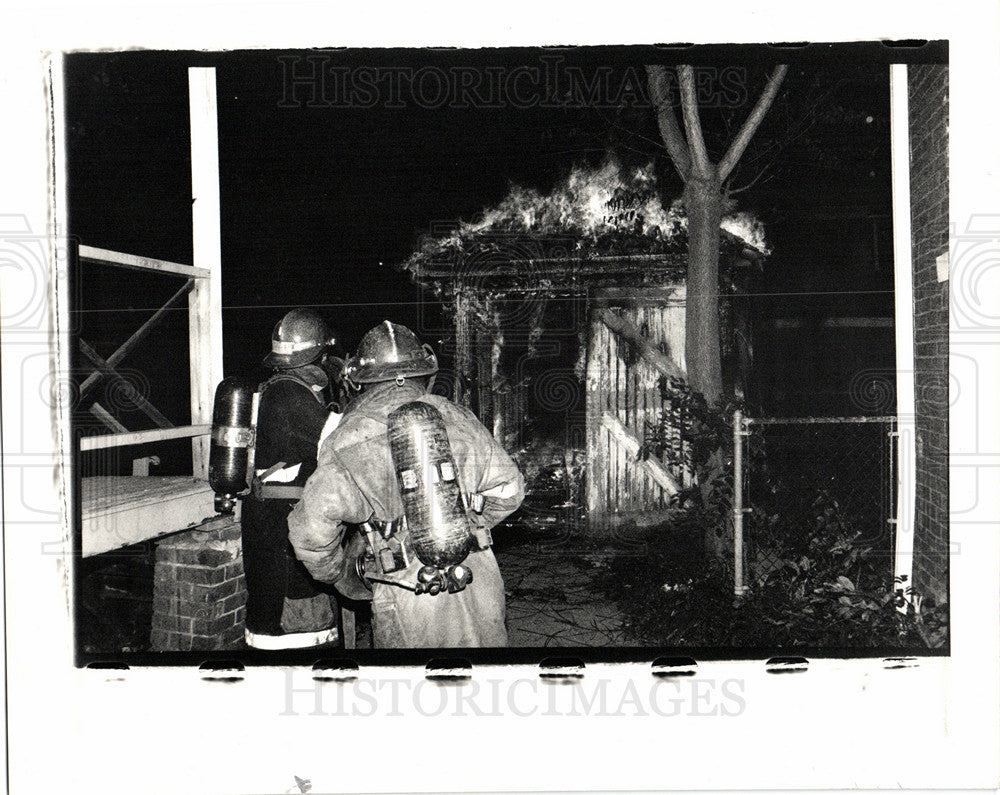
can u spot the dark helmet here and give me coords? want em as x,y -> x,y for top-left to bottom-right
344,321 -> 438,385
263,309 -> 335,370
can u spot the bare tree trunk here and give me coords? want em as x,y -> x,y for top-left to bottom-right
684,174 -> 724,407
645,63 -> 787,408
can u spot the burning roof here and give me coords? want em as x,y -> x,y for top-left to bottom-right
401,157 -> 769,292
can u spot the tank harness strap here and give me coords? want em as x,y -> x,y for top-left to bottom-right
251,373 -> 330,502
251,461 -> 305,501
260,371 -> 327,406
357,521 -> 474,596
359,509 -> 491,581
361,518 -> 413,576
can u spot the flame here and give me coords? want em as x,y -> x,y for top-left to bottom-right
721,211 -> 770,256
419,155 -> 769,257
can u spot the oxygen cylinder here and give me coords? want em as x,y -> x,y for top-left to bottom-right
208,376 -> 256,513
387,401 -> 474,570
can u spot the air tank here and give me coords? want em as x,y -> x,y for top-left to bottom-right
208,376 -> 256,513
387,401 -> 474,569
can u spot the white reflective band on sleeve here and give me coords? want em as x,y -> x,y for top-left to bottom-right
272,339 -> 316,355
480,480 -> 520,499
317,411 -> 342,457
256,463 -> 301,483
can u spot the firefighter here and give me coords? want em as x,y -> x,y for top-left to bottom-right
287,321 -> 525,648
241,308 -> 344,650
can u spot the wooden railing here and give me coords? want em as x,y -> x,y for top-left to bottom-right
76,68 -> 223,481
76,245 -> 220,478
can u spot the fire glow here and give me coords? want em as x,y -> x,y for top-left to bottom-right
421,156 -> 770,257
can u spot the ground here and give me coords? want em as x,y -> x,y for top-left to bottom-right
496,537 -> 633,648
75,438 -> 653,654
493,439 -> 637,647
76,443 -> 640,653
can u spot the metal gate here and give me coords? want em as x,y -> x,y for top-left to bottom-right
733,413 -> 898,595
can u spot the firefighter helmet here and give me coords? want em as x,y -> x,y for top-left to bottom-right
344,321 -> 438,385
264,309 -> 335,369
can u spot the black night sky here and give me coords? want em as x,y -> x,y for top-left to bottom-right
65,43 -> 945,465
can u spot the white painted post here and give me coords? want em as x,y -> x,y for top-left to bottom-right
733,409 -> 748,598
188,67 -> 224,480
890,63 -> 917,608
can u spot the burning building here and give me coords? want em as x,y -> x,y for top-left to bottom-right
400,159 -> 767,532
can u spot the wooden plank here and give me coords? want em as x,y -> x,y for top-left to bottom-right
593,316 -> 607,523
592,285 -> 686,304
79,278 -> 195,400
602,411 -> 680,496
602,320 -> 613,516
78,339 -> 174,429
662,284 -> 687,376
475,325 -> 492,428
637,306 -> 650,506
79,245 -> 210,280
606,321 -> 615,511
625,309 -> 638,509
597,307 -> 682,380
189,67 -> 224,479
453,289 -> 471,407
585,317 -> 605,522
88,402 -> 128,433
490,329 -> 503,442
81,476 -> 216,556
80,424 -> 211,452
650,308 -> 666,502
651,312 -> 663,500
615,322 -> 628,509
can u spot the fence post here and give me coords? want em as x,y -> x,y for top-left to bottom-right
733,409 -> 748,598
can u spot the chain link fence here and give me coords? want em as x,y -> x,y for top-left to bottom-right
733,413 -> 897,594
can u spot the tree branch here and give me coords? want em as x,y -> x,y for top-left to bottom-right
644,65 -> 691,181
677,65 -> 712,177
726,157 -> 776,196
718,64 -> 789,182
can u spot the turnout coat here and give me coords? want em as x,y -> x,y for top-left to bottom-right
288,380 -> 525,648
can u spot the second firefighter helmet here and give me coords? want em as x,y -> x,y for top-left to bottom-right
344,320 -> 438,385
264,308 -> 335,369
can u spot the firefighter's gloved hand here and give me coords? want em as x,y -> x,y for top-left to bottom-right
332,528 -> 373,601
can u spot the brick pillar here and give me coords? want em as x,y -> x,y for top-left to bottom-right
907,64 -> 949,606
151,515 -> 247,651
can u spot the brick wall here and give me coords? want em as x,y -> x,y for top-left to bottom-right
907,64 -> 949,605
151,515 -> 247,651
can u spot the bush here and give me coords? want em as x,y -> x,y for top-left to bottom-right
603,511 -> 945,650
621,378 -> 947,650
